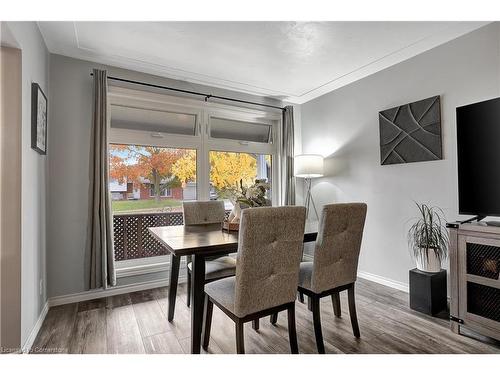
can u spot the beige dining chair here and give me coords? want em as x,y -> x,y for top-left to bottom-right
294,203 -> 367,353
183,200 -> 237,307
202,206 -> 307,354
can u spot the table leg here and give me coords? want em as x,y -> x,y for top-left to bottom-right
190,253 -> 206,354
167,253 -> 180,322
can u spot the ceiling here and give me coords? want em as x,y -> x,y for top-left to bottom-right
38,21 -> 488,104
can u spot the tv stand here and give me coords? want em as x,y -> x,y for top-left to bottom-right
448,223 -> 500,341
459,215 -> 486,224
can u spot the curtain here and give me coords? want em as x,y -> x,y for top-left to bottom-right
87,68 -> 116,289
281,105 -> 296,205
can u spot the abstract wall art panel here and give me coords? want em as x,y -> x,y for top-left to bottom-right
379,95 -> 442,165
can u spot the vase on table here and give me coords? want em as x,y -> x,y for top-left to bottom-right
223,202 -> 243,232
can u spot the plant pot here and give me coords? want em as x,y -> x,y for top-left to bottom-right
415,248 -> 442,273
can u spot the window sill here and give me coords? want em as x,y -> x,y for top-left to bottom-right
115,255 -> 186,278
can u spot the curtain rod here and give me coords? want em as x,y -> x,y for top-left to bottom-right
90,73 -> 285,111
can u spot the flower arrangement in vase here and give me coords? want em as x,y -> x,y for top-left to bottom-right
224,179 -> 271,231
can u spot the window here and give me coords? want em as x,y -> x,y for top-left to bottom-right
109,144 -> 197,214
149,185 -> 172,198
110,104 -> 197,136
210,117 -> 272,143
209,151 -> 272,209
107,86 -> 281,266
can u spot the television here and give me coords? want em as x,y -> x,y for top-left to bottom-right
457,97 -> 500,218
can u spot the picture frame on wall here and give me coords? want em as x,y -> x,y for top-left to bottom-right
31,82 -> 47,155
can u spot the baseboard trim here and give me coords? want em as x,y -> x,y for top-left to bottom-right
358,270 -> 409,293
47,267 -> 407,309
22,301 -> 49,353
48,276 -> 187,307
303,254 -> 409,293
116,262 -> 170,278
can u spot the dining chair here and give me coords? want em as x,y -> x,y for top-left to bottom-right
293,203 -> 367,353
202,206 -> 307,354
183,200 -> 236,307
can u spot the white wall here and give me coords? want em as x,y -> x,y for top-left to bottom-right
2,22 -> 50,345
47,54 -> 282,298
300,23 -> 500,286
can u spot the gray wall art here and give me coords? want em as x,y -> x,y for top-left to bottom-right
379,95 -> 442,165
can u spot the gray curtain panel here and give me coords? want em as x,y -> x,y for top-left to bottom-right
281,105 -> 296,205
87,68 -> 116,289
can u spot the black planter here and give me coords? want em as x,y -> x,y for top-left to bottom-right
409,268 -> 447,316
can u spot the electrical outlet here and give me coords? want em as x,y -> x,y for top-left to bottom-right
39,279 -> 43,295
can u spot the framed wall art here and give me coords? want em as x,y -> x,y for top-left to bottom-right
31,82 -> 48,155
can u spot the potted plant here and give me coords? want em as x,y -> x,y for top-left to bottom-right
407,203 -> 449,273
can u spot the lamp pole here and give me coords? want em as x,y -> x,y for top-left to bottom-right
294,154 -> 324,221
304,177 -> 320,220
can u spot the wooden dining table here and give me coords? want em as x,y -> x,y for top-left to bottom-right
149,221 -> 319,354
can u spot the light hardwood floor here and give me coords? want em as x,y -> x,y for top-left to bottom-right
31,278 -> 500,354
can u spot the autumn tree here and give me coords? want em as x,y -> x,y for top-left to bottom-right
109,145 -> 185,202
171,150 -> 197,185
172,151 -> 258,195
210,152 -> 257,192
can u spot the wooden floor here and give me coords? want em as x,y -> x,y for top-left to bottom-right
31,278 -> 500,354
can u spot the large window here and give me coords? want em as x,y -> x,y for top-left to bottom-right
108,86 -> 280,265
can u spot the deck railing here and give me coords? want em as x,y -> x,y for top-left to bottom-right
113,212 -> 184,261
112,210 -> 230,261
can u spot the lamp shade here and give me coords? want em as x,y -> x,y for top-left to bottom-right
294,154 -> 324,178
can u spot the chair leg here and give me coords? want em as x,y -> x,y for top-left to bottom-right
287,305 -> 299,354
252,319 -> 259,331
270,313 -> 278,325
347,284 -> 361,338
186,269 -> 191,307
202,295 -> 213,350
298,291 -> 305,304
331,292 -> 341,317
235,321 -> 245,354
311,295 -> 325,354
307,296 -> 313,311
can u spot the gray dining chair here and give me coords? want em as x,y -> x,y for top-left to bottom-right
294,203 -> 367,353
202,206 -> 307,354
183,200 -> 237,307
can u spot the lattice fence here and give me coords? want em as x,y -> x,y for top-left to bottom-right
113,210 -> 231,261
113,212 -> 183,261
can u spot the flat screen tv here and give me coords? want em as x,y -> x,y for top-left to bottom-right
457,97 -> 500,218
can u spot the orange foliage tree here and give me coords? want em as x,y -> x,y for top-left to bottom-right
109,145 -> 185,202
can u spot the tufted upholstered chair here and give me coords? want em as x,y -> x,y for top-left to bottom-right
183,201 -> 237,308
202,206 -> 306,354
183,200 -> 226,225
296,203 -> 367,353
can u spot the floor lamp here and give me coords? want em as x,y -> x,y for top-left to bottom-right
294,154 -> 324,220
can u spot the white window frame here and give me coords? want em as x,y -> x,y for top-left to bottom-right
108,86 -> 282,274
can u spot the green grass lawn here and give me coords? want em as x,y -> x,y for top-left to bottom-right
112,199 -> 182,213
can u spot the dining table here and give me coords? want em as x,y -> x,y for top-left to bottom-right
149,220 -> 319,354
